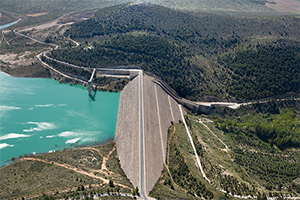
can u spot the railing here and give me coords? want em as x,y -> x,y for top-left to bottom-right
145,72 -> 211,113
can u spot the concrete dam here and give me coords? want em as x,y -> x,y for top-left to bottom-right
115,72 -> 185,197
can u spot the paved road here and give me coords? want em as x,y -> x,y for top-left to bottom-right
14,29 -> 59,49
139,70 -> 147,200
179,105 -> 210,183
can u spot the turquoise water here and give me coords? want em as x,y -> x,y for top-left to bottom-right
0,20 -> 19,30
0,72 -> 120,166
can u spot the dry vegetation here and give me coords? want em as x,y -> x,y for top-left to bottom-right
0,142 -> 135,199
150,105 -> 300,199
149,123 -> 223,199
265,0 -> 300,13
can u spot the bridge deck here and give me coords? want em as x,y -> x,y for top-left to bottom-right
89,68 -> 96,82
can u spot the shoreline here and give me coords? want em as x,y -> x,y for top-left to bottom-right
0,71 -> 13,77
0,138 -> 115,170
0,70 -> 123,92
0,70 -> 50,79
0,18 -> 21,30
0,71 -> 120,170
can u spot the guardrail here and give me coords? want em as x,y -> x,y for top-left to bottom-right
145,72 -> 212,113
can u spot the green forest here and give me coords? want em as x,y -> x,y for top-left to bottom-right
65,4 -> 299,41
47,3 -> 300,101
49,34 -> 205,98
234,149 -> 300,192
219,41 -> 300,100
215,108 -> 300,150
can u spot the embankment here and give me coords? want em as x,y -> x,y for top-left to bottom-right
115,74 -> 184,195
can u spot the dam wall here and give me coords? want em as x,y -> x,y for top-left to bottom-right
115,74 -> 184,195
115,76 -> 140,188
143,76 -> 164,194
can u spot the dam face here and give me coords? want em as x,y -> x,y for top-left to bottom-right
115,74 -> 184,195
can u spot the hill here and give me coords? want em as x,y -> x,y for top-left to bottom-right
151,0 -> 278,15
0,0 -> 281,16
0,0 -> 130,14
0,0 -> 131,26
219,40 -> 299,100
0,0 -> 290,28
47,3 -> 300,101
66,3 -> 299,40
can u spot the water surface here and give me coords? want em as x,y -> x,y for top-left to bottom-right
0,72 -> 119,166
0,20 -> 19,30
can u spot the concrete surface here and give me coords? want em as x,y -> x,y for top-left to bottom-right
115,74 -> 184,197
115,76 -> 140,189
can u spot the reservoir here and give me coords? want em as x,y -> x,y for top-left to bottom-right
0,72 -> 120,166
0,20 -> 20,30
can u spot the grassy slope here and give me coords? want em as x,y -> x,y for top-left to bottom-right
149,124 -> 219,199
212,100 -> 300,150
149,122 -> 245,199
189,114 -> 299,192
207,103 -> 300,196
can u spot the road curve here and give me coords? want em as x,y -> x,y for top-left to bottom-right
13,29 -> 59,49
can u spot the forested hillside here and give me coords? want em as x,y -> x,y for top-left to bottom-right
219,40 -> 300,100
49,3 -> 299,101
50,35 -> 204,99
66,4 -> 299,40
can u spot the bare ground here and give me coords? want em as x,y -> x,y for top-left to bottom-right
26,12 -> 49,17
0,51 -> 51,77
266,0 -> 300,13
0,143 -> 134,199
